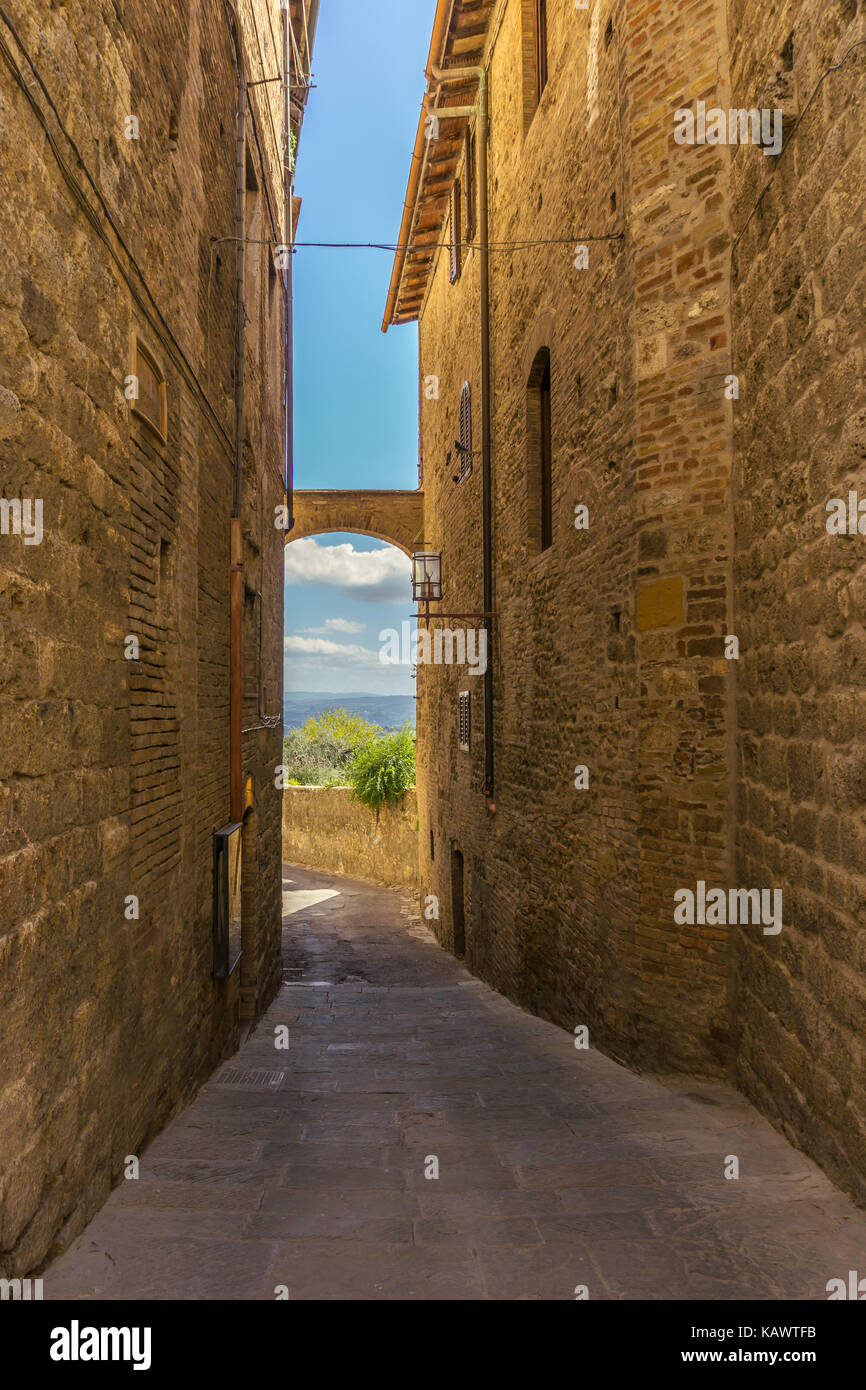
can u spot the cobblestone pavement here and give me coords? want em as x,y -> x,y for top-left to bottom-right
47,866 -> 866,1300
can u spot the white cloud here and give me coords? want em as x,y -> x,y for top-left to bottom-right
284,635 -> 380,665
284,537 -> 411,603
283,633 -> 413,695
298,618 -> 366,635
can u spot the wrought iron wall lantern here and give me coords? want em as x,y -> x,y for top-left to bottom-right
411,548 -> 495,628
411,550 -> 442,604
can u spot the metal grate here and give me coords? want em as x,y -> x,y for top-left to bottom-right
458,690 -> 471,751
214,1068 -> 285,1090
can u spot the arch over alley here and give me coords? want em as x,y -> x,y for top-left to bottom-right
287,489 -> 425,557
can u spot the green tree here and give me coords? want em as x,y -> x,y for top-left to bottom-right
349,724 -> 416,814
282,707 -> 381,786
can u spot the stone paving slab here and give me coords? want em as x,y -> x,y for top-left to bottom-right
45,865 -> 866,1301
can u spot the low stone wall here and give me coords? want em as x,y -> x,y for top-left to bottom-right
283,787 -> 419,891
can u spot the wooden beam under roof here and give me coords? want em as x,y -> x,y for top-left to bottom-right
382,0 -> 496,332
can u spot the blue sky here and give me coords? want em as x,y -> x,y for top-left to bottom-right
285,0 -> 430,696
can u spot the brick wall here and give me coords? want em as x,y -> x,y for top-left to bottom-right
729,0 -> 866,1203
0,0 -> 286,1273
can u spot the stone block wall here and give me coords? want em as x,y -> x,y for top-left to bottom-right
289,489 -> 425,555
729,0 -> 866,1203
0,0 -> 287,1273
283,787 -> 420,891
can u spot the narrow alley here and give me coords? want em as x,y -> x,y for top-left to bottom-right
46,868 -> 866,1302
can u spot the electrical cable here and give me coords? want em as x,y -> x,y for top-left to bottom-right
726,34 -> 866,642
0,4 -> 235,463
211,233 -> 622,252
731,36 -> 866,259
291,234 -> 624,251
1,0 -> 292,739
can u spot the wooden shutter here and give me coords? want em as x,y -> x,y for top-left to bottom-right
464,130 -> 475,243
449,179 -> 461,283
459,381 -> 472,479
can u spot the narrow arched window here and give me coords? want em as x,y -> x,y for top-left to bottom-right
522,0 -> 548,130
535,0 -> 548,104
526,347 -> 553,554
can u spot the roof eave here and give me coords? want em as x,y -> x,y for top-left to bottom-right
381,0 -> 457,333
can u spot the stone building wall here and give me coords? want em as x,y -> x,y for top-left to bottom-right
410,0 -> 866,1205
0,0 -> 288,1273
729,0 -> 866,1203
417,0 -> 733,1076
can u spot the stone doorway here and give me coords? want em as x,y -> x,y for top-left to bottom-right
450,845 -> 465,958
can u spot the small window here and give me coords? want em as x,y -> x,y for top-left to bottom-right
159,537 -> 172,588
539,357 -> 553,549
522,0 -> 548,129
458,381 -> 472,480
535,0 -> 548,103
449,178 -> 462,284
458,691 -> 471,751
244,150 -> 262,352
526,346 -> 553,554
464,130 -> 476,244
267,259 -> 281,401
129,333 -> 167,442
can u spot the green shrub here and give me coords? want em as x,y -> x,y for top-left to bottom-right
282,708 -> 381,786
349,724 -> 416,813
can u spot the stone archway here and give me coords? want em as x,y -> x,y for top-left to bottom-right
287,489 -> 425,557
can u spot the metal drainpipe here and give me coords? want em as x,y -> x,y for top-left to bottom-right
283,2 -> 294,531
225,0 -> 246,825
477,68 -> 494,801
428,64 -> 494,799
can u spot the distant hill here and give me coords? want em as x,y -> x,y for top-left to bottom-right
283,692 -> 416,731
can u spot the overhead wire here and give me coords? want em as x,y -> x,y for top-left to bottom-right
276,234 -> 624,251
0,2 -> 235,464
